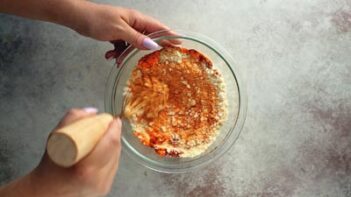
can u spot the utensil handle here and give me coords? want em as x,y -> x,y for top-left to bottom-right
46,113 -> 113,167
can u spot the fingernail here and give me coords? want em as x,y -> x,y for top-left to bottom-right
105,50 -> 115,60
83,107 -> 98,113
142,37 -> 161,50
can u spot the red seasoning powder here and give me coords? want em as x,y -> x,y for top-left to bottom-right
125,46 -> 227,157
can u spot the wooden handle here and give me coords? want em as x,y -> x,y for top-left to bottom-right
46,113 -> 113,167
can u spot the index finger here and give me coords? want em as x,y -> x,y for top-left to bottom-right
131,14 -> 170,35
55,107 -> 98,129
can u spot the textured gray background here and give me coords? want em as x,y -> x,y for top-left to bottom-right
1,0 -> 350,196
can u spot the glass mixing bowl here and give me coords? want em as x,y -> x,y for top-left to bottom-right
105,30 -> 247,173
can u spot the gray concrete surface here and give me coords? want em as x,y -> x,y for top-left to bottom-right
1,0 -> 350,196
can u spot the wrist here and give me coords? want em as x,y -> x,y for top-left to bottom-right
27,166 -> 71,197
28,165 -> 98,197
25,167 -> 66,197
45,0 -> 96,34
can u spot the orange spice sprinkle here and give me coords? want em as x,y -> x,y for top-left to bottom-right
126,46 -> 224,157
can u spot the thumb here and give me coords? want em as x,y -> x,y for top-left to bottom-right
120,25 -> 160,50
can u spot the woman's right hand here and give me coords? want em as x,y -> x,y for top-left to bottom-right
31,108 -> 122,197
0,108 -> 123,197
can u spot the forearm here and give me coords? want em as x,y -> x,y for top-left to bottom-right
0,0 -> 92,32
0,169 -> 87,197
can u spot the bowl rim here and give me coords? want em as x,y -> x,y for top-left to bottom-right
105,30 -> 247,173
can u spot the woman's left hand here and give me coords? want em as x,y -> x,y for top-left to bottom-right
71,2 -> 169,62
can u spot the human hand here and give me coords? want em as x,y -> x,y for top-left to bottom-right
0,108 -> 122,197
71,2 -> 169,63
0,0 -> 170,64
33,108 -> 122,197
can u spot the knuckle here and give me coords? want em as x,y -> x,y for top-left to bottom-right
74,166 -> 110,195
73,165 -> 93,181
96,184 -> 111,196
127,8 -> 139,16
67,108 -> 81,117
108,133 -> 121,147
133,31 -> 143,45
113,24 -> 125,36
114,24 -> 124,31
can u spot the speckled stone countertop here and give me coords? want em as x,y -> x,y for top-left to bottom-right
0,0 -> 350,196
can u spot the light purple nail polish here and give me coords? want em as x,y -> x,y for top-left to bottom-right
83,107 -> 98,113
142,38 -> 161,50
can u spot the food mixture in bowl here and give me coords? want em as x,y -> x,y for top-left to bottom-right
123,46 -> 227,157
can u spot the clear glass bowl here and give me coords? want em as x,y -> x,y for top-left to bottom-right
105,30 -> 247,173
